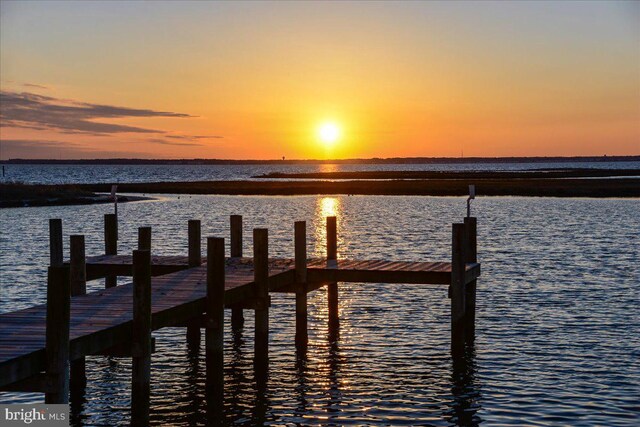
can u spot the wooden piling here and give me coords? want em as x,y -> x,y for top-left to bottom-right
206,237 -> 225,419
132,249 -> 152,426
464,217 -> 477,344
188,220 -> 202,267
49,219 -> 63,267
69,235 -> 86,390
451,223 -> 466,356
326,216 -> 339,331
230,215 -> 243,257
253,228 -> 269,380
45,265 -> 70,404
294,221 -> 308,350
104,214 -> 118,288
138,227 -> 152,251
230,215 -> 244,329
187,220 -> 202,347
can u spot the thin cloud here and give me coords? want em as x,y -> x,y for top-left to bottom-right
0,139 -> 148,159
0,90 -> 194,135
146,138 -> 204,147
22,83 -> 50,90
165,134 -> 223,141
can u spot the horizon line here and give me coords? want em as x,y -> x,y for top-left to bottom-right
1,155 -> 638,165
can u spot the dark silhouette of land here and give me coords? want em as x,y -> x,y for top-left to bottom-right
2,167 -> 638,207
1,155 -> 638,165
0,182 -> 149,208
255,168 -> 640,179
75,178 -> 639,198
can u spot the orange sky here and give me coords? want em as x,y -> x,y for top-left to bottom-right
1,1 -> 638,159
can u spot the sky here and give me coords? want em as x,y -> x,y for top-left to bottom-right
0,0 -> 638,160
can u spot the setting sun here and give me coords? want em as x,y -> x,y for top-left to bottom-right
318,122 -> 341,146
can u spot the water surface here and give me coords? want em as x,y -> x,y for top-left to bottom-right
0,195 -> 638,425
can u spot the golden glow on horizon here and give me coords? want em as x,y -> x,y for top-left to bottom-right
317,122 -> 341,147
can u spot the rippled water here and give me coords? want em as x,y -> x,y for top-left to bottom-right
1,195 -> 639,426
2,161 -> 639,184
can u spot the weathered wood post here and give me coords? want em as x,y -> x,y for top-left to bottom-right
464,217 -> 477,344
188,220 -> 202,267
132,249 -> 152,425
138,227 -> 152,251
104,213 -> 118,288
45,265 -> 70,404
49,219 -> 63,267
186,220 -> 202,347
69,235 -> 86,390
451,223 -> 466,356
230,215 -> 244,329
206,237 -> 225,420
294,221 -> 308,351
327,216 -> 339,332
253,228 -> 269,382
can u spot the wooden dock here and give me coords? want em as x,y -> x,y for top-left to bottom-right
0,214 -> 480,422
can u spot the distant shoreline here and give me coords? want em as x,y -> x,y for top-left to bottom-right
1,155 -> 638,165
0,183 -> 153,208
255,168 -> 640,180
75,178 -> 639,198
2,169 -> 639,207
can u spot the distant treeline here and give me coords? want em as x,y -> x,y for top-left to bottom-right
1,156 -> 638,165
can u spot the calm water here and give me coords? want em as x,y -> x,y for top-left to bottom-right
1,195 -> 639,426
2,161 -> 639,184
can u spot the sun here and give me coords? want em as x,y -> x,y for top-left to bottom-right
317,122 -> 341,146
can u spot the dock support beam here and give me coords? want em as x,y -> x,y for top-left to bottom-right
253,228 -> 269,383
206,237 -> 225,421
186,220 -> 202,348
294,221 -> 308,351
49,219 -> 63,267
464,217 -> 477,344
45,265 -> 70,404
104,213 -> 118,288
326,216 -> 339,334
138,226 -> 152,251
132,249 -> 152,426
451,223 -> 466,356
69,235 -> 87,391
230,215 -> 244,329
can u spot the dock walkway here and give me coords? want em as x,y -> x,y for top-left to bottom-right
0,214 -> 480,423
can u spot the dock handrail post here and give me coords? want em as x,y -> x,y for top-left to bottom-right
69,235 -> 87,391
45,265 -> 70,404
49,219 -> 63,267
463,217 -> 477,344
230,215 -> 244,329
253,228 -> 269,382
451,223 -> 466,356
138,227 -> 152,251
132,249 -> 152,426
104,213 -> 118,288
187,220 -> 202,347
206,237 -> 225,420
327,216 -> 339,333
294,221 -> 308,351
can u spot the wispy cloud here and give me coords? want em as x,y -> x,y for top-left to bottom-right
165,134 -> 223,140
146,138 -> 204,147
0,90 -> 194,135
0,139 -> 148,159
22,83 -> 50,90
